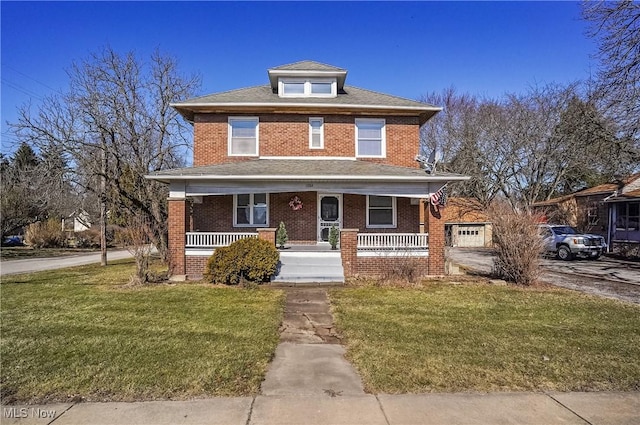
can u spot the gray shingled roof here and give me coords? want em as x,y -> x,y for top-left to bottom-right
173,84 -> 440,124
177,84 -> 430,108
269,60 -> 346,72
148,159 -> 467,182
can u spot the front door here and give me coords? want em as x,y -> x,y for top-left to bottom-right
318,194 -> 342,242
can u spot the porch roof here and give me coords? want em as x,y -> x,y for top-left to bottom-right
148,159 -> 469,198
148,159 -> 468,183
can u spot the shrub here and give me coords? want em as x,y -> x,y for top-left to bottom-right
489,203 -> 544,285
276,221 -> 288,248
205,237 -> 279,285
328,225 -> 339,249
74,228 -> 101,248
24,219 -> 66,248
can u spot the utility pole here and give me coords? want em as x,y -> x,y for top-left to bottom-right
100,137 -> 107,266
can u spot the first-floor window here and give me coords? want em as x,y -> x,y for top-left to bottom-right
234,193 -> 268,226
367,195 -> 396,228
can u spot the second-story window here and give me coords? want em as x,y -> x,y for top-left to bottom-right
228,117 -> 258,156
309,118 -> 324,149
355,118 -> 385,158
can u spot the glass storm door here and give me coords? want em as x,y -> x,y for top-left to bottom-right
318,194 -> 342,242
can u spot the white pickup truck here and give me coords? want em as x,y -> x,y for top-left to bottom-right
539,224 -> 607,261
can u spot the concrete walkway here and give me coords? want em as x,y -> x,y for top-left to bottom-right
0,250 -> 134,277
261,287 -> 365,397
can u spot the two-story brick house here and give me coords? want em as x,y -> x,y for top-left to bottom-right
148,61 -> 469,280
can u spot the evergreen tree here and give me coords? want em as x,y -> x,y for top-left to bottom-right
276,221 -> 288,248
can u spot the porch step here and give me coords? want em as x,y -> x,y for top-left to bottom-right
273,252 -> 345,284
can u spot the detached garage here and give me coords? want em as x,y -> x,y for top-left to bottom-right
443,198 -> 493,248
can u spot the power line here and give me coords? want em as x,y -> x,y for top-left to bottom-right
1,78 -> 45,101
2,63 -> 63,94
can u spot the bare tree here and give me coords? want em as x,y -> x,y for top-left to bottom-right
10,47 -> 201,262
583,0 -> 640,141
420,82 -> 636,210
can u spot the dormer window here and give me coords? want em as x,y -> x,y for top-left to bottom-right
279,78 -> 336,98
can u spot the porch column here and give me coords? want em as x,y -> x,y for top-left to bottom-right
426,202 -> 445,275
168,198 -> 188,281
257,228 -> 277,245
340,229 -> 358,277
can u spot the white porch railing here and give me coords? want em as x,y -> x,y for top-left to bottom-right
357,233 -> 429,251
186,232 -> 258,248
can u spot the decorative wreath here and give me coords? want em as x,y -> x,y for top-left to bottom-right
289,196 -> 303,211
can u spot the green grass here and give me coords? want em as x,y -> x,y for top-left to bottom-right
330,284 -> 640,394
1,260 -> 285,404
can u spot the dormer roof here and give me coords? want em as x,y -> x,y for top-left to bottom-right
267,60 -> 348,91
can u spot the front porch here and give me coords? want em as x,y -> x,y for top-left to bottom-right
149,159 -> 466,280
182,230 -> 432,282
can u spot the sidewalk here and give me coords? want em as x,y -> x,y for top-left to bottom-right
0,250 -> 134,277
2,392 -> 638,425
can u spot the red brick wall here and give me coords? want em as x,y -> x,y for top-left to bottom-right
269,192 -> 318,243
426,203 -> 445,275
186,256 -> 208,280
193,113 -> 420,168
192,193 -> 419,241
168,199 -> 188,276
356,256 -> 429,277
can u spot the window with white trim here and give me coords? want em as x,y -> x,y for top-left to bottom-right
356,119 -> 385,158
228,117 -> 258,156
234,193 -> 268,227
309,118 -> 324,149
367,195 -> 396,228
279,78 -> 336,97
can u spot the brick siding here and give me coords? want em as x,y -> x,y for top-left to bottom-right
193,113 -> 420,168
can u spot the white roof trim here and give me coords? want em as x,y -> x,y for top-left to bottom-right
259,156 -> 356,161
171,102 -> 441,112
149,174 -> 469,182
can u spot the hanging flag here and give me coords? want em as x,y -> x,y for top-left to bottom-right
430,185 -> 448,207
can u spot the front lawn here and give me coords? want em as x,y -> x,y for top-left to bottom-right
330,284 -> 640,393
1,260 -> 285,404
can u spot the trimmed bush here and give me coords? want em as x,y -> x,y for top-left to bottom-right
24,219 -> 66,248
205,237 -> 279,285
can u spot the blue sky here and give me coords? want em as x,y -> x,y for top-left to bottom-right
1,1 -> 596,154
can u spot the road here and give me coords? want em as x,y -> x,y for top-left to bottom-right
448,247 -> 640,304
0,249 -> 134,277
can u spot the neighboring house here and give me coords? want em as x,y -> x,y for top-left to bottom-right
532,173 -> 640,254
442,198 -> 492,247
604,176 -> 640,257
62,209 -> 91,233
148,61 -> 469,280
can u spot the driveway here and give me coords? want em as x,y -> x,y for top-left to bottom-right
0,249 -> 134,276
448,247 -> 640,304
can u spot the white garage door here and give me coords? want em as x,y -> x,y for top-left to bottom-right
457,225 -> 485,247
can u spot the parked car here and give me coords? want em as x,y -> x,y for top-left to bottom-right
539,224 -> 607,261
